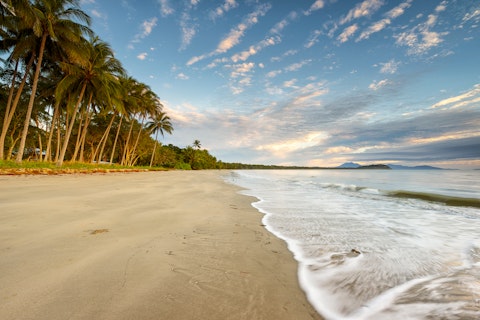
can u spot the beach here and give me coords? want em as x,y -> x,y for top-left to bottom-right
0,171 -> 321,320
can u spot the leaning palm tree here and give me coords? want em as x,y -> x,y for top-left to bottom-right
55,36 -> 124,166
145,109 -> 173,167
0,0 -> 37,159
14,0 -> 92,163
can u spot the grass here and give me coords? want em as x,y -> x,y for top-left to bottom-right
0,160 -> 169,175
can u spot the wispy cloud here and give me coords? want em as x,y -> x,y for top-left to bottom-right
338,24 -> 358,43
176,73 -> 189,80
340,0 -> 384,25
430,84 -> 480,109
179,12 -> 197,51
231,36 -> 280,62
271,11 -> 298,34
304,0 -> 325,16
256,132 -> 329,158
395,2 -> 449,55
356,0 -> 412,41
271,49 -> 297,62
305,30 -> 322,48
91,9 -> 102,18
209,0 -> 238,20
379,59 -> 400,74
284,59 -> 312,72
158,0 -> 174,17
129,17 -> 158,49
216,4 -> 271,53
187,4 -> 271,66
369,79 -> 391,90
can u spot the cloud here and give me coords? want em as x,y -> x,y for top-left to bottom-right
130,17 -> 158,48
304,0 -> 325,16
283,79 -> 298,88
179,12 -> 197,51
285,59 -> 312,72
337,24 -> 358,43
271,49 -> 297,62
231,36 -> 280,63
158,0 -> 174,17
209,0 -> 238,20
379,59 -> 400,74
430,84 -> 480,109
91,9 -> 102,18
266,70 -> 282,78
187,4 -> 271,66
228,62 -> 255,78
305,30 -> 322,48
141,17 -> 158,37
176,73 -> 189,80
394,6 -> 449,56
256,132 -> 329,158
270,11 -> 298,34
369,79 -> 391,90
462,8 -> 480,23
357,0 -> 412,41
340,0 -> 384,25
216,4 -> 271,53
137,52 -> 148,60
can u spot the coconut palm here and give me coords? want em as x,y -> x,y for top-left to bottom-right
0,0 -> 37,159
193,139 -> 201,150
14,0 -> 92,163
54,36 -> 124,166
145,109 -> 173,167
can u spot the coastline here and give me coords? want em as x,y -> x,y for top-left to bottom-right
0,170 -> 321,320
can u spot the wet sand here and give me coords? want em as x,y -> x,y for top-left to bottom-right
0,171 -> 321,320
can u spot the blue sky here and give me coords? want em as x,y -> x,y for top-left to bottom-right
79,0 -> 480,168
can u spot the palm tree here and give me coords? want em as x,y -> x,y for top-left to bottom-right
54,36 -> 124,166
14,0 -> 92,163
193,139 -> 201,150
145,109 -> 173,167
0,0 -> 37,159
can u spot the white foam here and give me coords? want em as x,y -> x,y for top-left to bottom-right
224,170 -> 480,319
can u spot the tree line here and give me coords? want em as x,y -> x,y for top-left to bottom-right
0,0 -> 186,167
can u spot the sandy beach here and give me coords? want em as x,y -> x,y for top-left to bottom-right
0,170 -> 321,320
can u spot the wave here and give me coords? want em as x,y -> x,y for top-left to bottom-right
319,183 -> 480,209
387,190 -> 480,209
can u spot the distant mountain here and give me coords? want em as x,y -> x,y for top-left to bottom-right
387,164 -> 445,170
337,162 -> 446,170
337,162 -> 361,168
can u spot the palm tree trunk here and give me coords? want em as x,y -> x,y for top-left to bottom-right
110,114 -> 123,164
94,113 -> 115,163
149,131 -> 159,167
56,81 -> 87,166
0,55 -> 34,160
75,93 -> 94,162
128,116 -> 145,166
55,114 -> 62,162
16,32 -> 47,163
121,120 -> 134,166
0,60 -> 18,160
45,102 -> 60,162
72,112 -> 84,161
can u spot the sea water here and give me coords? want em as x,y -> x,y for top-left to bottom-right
225,169 -> 480,320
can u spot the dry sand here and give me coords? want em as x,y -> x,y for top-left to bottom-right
0,171 -> 322,320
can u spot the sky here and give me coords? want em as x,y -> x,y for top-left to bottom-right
79,0 -> 480,169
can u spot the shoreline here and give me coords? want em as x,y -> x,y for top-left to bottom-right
0,171 -> 322,320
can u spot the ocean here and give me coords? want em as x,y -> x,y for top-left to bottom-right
225,169 -> 480,320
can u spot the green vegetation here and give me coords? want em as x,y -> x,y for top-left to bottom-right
0,0 -> 192,169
